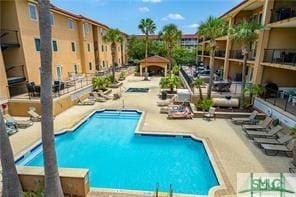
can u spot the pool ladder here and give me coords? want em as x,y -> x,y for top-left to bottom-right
154,183 -> 173,197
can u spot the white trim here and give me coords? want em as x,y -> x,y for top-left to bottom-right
56,65 -> 63,81
50,12 -> 55,26
28,3 -> 38,21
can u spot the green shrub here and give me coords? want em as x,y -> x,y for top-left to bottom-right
159,74 -> 181,92
196,99 -> 213,111
119,71 -> 126,79
92,76 -> 111,90
172,64 -> 179,75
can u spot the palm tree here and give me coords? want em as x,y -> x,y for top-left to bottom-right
0,110 -> 23,196
138,18 -> 156,79
159,24 -> 182,70
198,16 -> 227,99
38,0 -> 64,196
229,20 -> 261,108
159,73 -> 181,93
193,77 -> 205,101
103,28 -> 123,83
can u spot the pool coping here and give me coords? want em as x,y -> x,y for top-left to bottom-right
15,108 -> 235,196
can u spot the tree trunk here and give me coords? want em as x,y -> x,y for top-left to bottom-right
111,42 -> 116,83
207,49 -> 215,99
198,86 -> 203,101
0,110 -> 23,197
144,36 -> 148,80
240,50 -> 248,109
38,0 -> 64,196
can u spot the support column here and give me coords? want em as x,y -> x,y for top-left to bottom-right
164,65 -> 167,76
252,0 -> 274,84
140,65 -> 143,76
145,67 -> 148,76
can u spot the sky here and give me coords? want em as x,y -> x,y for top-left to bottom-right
51,0 -> 242,35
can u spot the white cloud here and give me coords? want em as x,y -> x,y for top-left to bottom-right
188,23 -> 200,28
166,13 -> 185,20
142,0 -> 162,3
138,7 -> 150,13
161,17 -> 168,21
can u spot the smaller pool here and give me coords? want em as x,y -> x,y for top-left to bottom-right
126,88 -> 149,93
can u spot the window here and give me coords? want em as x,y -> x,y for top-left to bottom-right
83,23 -> 90,33
105,45 -> 107,52
50,12 -> 54,26
52,40 -> 58,52
101,45 -> 104,52
73,64 -> 78,74
87,43 -> 90,52
71,42 -> 76,52
34,38 -> 40,51
102,61 -> 105,67
28,3 -> 38,21
56,65 -> 63,81
67,19 -> 74,29
118,58 -> 121,64
89,62 -> 92,70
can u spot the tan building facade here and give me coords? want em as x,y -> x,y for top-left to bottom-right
198,0 -> 296,87
0,0 -> 128,98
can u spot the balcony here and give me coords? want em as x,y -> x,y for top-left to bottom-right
270,8 -> 296,23
215,50 -> 225,58
0,29 -> 20,50
229,50 -> 256,61
263,49 -> 296,66
204,51 -> 210,56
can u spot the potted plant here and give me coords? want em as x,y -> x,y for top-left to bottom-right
196,99 -> 213,111
119,71 -> 126,81
159,73 -> 181,93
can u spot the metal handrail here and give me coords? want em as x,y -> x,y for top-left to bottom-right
0,29 -> 19,45
263,49 -> 296,66
270,8 -> 296,23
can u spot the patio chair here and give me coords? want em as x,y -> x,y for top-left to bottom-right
27,109 -> 41,122
98,90 -> 112,100
92,92 -> 106,102
245,125 -> 283,139
261,139 -> 295,156
4,114 -> 33,129
254,133 -> 293,146
203,107 -> 216,121
242,117 -> 273,131
231,110 -> 258,125
157,95 -> 177,107
76,97 -> 95,105
160,104 -> 184,114
168,107 -> 193,119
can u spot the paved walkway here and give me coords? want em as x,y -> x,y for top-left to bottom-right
6,76 -> 292,196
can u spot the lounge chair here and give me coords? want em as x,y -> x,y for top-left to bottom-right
76,97 -> 95,105
289,161 -> 296,173
203,107 -> 216,121
4,114 -> 33,129
157,95 -> 177,107
245,125 -> 283,139
231,110 -> 258,125
254,134 -> 293,146
168,107 -> 193,119
6,125 -> 17,136
27,110 -> 41,122
98,90 -> 112,100
92,92 -> 106,102
242,117 -> 273,131
261,139 -> 295,156
160,104 -> 184,114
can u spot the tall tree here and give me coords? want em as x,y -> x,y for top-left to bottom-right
0,110 -> 23,196
159,24 -> 182,70
198,16 -> 227,99
229,20 -> 261,108
38,0 -> 64,196
138,18 -> 156,79
103,28 -> 123,83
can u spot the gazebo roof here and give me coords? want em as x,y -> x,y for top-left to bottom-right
139,55 -> 169,63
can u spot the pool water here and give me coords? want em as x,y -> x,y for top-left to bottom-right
17,110 -> 218,195
126,88 -> 149,93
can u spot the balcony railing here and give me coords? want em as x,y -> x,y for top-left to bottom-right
204,51 -> 210,56
270,8 -> 296,23
215,50 -> 225,57
229,50 -> 256,61
0,29 -> 20,50
263,49 -> 296,66
197,51 -> 202,55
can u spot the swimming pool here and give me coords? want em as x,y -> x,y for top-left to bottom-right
17,110 -> 218,195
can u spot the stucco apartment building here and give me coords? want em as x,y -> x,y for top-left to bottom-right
198,0 -> 296,87
0,0 -> 128,101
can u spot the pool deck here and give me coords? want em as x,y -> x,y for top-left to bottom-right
4,76 -> 292,196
